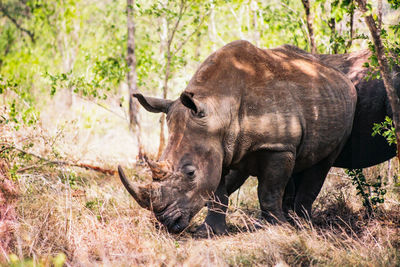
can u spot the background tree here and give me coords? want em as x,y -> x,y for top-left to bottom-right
140,0 -> 211,158
127,0 -> 143,158
301,0 -> 317,53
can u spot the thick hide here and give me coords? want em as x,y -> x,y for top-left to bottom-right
281,45 -> 399,168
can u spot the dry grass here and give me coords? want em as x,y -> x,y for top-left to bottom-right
7,166 -> 399,266
1,97 -> 399,266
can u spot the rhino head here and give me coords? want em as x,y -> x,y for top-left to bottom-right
118,91 -> 230,233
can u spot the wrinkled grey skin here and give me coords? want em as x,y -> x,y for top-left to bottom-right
317,49 -> 400,168
205,45 -> 400,234
118,40 -> 357,234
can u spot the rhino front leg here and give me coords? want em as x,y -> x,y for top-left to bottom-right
257,151 -> 295,223
282,175 -> 296,216
203,176 -> 229,235
198,170 -> 249,235
225,170 -> 250,196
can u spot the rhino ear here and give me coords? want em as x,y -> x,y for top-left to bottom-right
180,92 -> 205,116
133,93 -> 173,113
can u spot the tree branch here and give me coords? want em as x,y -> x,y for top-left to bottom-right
173,10 -> 210,55
74,94 -> 128,122
0,3 -> 35,43
167,0 -> 187,47
280,2 -> 308,46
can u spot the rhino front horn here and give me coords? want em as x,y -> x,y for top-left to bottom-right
118,165 -> 151,209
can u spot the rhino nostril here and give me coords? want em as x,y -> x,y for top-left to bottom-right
156,205 -> 181,225
167,215 -> 185,233
171,223 -> 182,233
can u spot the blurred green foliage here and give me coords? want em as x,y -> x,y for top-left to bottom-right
0,0 -> 397,120
3,0 -> 378,124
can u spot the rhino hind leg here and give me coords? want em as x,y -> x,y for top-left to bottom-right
257,151 -> 295,223
293,152 -> 339,219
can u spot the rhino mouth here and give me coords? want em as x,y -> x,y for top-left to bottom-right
155,202 -> 190,233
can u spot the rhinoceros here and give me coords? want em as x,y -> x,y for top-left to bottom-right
204,45 -> 400,234
118,40 -> 357,234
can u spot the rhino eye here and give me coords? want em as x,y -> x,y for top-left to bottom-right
182,165 -> 196,178
191,109 -> 205,118
197,111 -> 205,118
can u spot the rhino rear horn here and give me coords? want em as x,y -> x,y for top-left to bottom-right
118,165 -> 151,209
144,156 -> 172,181
133,93 -> 173,113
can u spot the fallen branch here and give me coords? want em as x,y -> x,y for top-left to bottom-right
77,163 -> 116,175
2,144 -> 116,175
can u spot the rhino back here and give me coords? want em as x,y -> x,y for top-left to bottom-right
317,50 -> 399,168
187,41 -> 357,171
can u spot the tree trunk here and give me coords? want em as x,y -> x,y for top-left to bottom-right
346,1 -> 354,52
356,0 -> 400,162
208,3 -> 217,51
194,31 -> 201,59
157,51 -> 171,159
328,17 -> 337,54
157,8 -> 169,160
127,0 -> 143,159
251,0 -> 260,47
377,0 -> 382,29
301,0 -> 317,54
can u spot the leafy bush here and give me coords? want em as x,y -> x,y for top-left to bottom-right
372,116 -> 397,146
345,168 -> 387,216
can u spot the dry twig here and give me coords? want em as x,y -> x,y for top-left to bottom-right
2,143 -> 116,175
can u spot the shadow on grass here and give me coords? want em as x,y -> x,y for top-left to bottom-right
313,200 -> 400,238
186,202 -> 400,243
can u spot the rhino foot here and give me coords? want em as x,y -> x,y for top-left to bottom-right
194,222 -> 228,237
